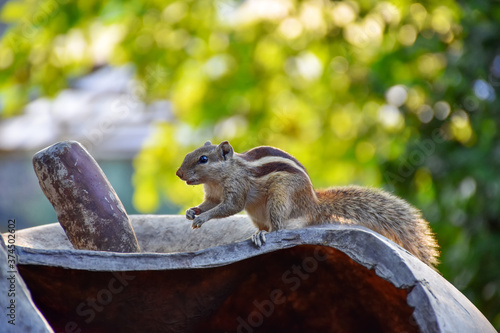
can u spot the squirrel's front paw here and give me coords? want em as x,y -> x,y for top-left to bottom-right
191,215 -> 208,229
186,207 -> 201,220
251,230 -> 267,247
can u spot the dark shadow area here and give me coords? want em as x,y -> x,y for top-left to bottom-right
19,245 -> 417,333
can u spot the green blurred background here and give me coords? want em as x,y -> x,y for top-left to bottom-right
1,0 -> 499,328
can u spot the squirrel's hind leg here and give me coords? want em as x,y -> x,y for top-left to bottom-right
250,186 -> 292,247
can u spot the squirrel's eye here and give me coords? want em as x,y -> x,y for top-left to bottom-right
198,155 -> 209,164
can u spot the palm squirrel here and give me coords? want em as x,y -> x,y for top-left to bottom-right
176,141 -> 439,267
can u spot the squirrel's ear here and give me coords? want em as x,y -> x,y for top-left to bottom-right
204,141 -> 212,146
217,141 -> 233,160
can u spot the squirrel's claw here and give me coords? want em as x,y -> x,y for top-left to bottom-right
191,215 -> 207,229
186,207 -> 202,220
186,209 -> 197,220
191,220 -> 202,229
251,230 -> 267,247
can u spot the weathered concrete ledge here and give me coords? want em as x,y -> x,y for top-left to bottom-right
3,215 -> 495,333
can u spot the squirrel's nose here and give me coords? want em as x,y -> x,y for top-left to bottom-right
176,169 -> 184,179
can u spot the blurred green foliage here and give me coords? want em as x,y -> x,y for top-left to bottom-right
1,0 -> 500,328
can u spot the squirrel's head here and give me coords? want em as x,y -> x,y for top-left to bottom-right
176,141 -> 234,185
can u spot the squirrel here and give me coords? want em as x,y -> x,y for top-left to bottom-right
176,141 -> 439,267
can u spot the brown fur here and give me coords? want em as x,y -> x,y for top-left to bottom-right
176,141 -> 440,268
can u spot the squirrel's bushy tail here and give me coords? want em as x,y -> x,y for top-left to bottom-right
313,186 -> 440,268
